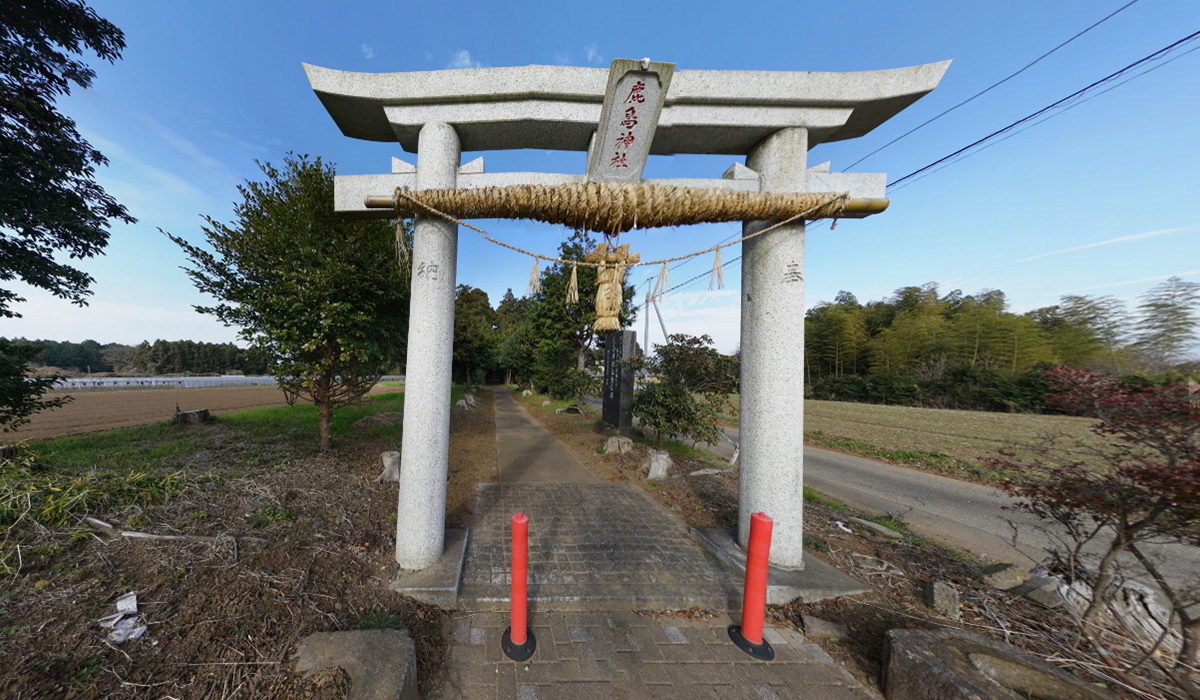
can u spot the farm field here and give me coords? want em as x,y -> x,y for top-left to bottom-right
804,399 -> 1098,465
713,394 -> 1104,482
12,384 -> 404,442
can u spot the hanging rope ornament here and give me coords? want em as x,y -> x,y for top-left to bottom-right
395,223 -> 410,269
392,194 -> 410,273
586,242 -> 639,333
526,258 -> 541,297
652,262 -> 669,302
566,264 -> 579,305
709,248 -> 724,290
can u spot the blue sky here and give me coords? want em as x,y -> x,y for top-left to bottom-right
5,0 -> 1199,353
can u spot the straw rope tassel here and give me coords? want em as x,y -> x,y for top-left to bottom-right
709,247 -> 724,290
653,263 -> 669,302
566,264 -> 579,305
394,219 -> 410,271
526,258 -> 541,297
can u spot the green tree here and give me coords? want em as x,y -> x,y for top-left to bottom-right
1132,276 -> 1200,370
495,289 -> 535,386
806,293 -> 867,379
869,307 -> 948,373
168,155 -> 411,449
1030,294 -> 1128,369
1,0 -> 133,427
529,230 -> 637,388
631,334 -> 736,448
1,339 -> 69,432
453,285 -> 497,390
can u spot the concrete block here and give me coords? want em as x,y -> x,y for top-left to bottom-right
848,517 -> 902,541
884,628 -> 1115,700
801,615 -> 852,642
979,563 -> 1030,592
921,581 -> 960,620
294,628 -> 417,700
691,527 -> 869,604
389,528 -> 468,608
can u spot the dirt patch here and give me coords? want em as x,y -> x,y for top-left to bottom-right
446,395 -> 498,528
0,389 -> 495,699
350,411 -> 404,431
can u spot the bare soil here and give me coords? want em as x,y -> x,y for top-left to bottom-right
0,391 -> 496,699
16,386 -> 292,442
12,385 -> 407,444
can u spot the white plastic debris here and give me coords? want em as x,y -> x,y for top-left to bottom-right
834,521 -> 853,534
99,591 -> 146,644
116,592 -> 137,614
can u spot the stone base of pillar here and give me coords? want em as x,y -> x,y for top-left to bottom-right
388,528 -> 468,609
691,527 -> 869,604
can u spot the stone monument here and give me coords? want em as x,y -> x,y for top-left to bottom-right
305,57 -> 948,571
602,330 -> 636,429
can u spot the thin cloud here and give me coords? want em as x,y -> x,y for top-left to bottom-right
447,50 -> 481,69
360,44 -> 374,59
136,113 -> 235,186
553,52 -> 571,65
584,43 -> 603,64
1013,227 -> 1190,264
1065,269 -> 1200,293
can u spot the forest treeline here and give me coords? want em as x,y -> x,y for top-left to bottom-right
2,338 -> 270,376
803,276 -> 1199,411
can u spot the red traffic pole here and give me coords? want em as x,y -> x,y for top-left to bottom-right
511,513 -> 528,644
728,512 -> 775,660
502,513 -> 536,661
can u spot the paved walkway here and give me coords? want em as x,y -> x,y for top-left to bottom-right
437,388 -> 878,699
440,611 -> 875,699
457,482 -> 741,611
494,387 -> 598,483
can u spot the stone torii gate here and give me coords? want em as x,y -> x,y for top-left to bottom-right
304,58 -> 948,572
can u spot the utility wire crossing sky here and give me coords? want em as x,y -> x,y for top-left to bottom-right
4,0 -> 1198,354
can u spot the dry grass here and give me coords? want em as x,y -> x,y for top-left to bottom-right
716,394 -> 1106,483
0,387 -> 497,699
805,400 -> 1098,463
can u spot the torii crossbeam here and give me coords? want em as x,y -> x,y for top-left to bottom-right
305,58 -> 949,571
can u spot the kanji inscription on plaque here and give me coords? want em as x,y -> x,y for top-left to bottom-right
586,59 -> 674,184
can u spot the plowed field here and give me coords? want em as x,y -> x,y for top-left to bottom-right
17,386 -> 293,441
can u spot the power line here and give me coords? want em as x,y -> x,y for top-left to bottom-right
889,28 -> 1200,190
639,2 -> 1149,301
639,24 -> 1200,309
844,0 -> 1142,171
890,41 -> 1200,192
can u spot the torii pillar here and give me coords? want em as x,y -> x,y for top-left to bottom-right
304,58 -> 949,571
740,127 -> 810,567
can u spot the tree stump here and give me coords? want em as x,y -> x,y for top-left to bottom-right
377,451 -> 401,483
174,409 -> 210,425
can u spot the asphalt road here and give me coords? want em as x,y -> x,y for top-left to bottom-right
704,425 -> 1199,587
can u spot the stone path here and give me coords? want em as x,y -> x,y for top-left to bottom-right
436,388 -> 877,698
493,387 -> 598,483
440,611 -> 877,699
457,483 -> 740,611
